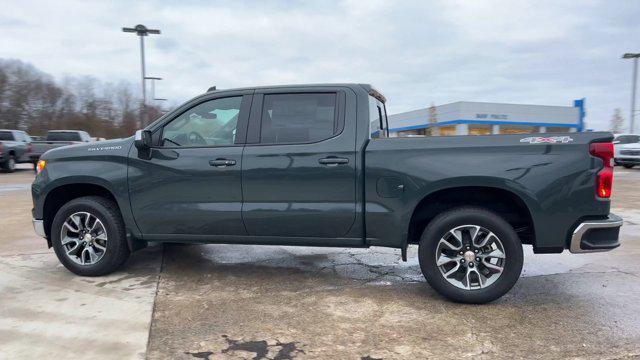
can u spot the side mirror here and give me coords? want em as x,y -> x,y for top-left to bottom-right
134,130 -> 152,151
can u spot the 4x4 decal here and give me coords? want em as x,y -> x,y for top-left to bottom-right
520,136 -> 574,144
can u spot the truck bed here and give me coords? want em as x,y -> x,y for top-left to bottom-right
364,132 -> 612,253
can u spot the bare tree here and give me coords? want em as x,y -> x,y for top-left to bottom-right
610,108 -> 625,134
0,58 -> 168,138
428,102 -> 437,136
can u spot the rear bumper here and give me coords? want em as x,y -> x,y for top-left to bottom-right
570,214 -> 623,253
32,218 -> 46,238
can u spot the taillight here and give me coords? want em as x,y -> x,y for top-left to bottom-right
589,142 -> 614,199
27,142 -> 32,153
0,143 -> 3,154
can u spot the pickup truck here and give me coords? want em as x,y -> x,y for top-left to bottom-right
31,84 -> 622,303
613,133 -> 640,168
29,130 -> 93,164
0,129 -> 33,172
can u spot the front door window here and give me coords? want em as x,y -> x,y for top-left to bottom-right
162,96 -> 242,147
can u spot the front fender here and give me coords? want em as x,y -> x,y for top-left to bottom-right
31,139 -> 141,239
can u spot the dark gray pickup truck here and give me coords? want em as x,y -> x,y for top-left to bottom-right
29,130 -> 93,164
31,84 -> 622,303
0,129 -> 32,172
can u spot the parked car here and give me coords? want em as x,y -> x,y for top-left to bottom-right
613,133 -> 640,168
0,129 -> 33,172
31,84 -> 622,303
30,130 -> 93,164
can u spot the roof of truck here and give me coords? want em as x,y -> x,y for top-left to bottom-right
204,83 -> 386,102
47,130 -> 86,133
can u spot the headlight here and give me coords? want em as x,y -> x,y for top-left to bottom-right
36,160 -> 46,174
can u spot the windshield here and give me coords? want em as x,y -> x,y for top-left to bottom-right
0,131 -> 14,141
616,135 -> 640,144
47,132 -> 82,142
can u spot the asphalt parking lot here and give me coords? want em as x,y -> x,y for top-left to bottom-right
1,164 -> 639,359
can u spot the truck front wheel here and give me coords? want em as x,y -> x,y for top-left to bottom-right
51,196 -> 130,276
418,207 -> 523,304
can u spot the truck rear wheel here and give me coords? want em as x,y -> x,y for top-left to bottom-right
418,207 -> 523,303
1,156 -> 16,172
51,196 -> 130,276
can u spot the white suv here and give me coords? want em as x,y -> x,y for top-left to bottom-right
614,134 -> 640,169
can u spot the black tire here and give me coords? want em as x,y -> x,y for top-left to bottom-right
622,164 -> 635,169
1,156 -> 16,172
51,196 -> 130,276
418,207 -> 523,304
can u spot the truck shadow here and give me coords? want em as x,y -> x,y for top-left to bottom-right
160,243 -> 425,290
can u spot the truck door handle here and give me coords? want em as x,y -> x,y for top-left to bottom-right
209,158 -> 236,167
318,157 -> 349,166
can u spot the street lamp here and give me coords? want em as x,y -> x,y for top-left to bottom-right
122,24 -> 161,126
622,53 -> 640,133
144,76 -> 162,106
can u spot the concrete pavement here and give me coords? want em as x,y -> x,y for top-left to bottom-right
0,165 -> 162,359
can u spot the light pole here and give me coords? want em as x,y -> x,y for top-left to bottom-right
144,76 -> 162,106
153,98 -> 168,114
122,24 -> 161,127
623,53 -> 640,133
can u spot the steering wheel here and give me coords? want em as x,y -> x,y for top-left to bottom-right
187,131 -> 206,145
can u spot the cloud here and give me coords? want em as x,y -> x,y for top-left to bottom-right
1,0 -> 639,130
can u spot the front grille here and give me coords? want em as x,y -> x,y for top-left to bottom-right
620,150 -> 640,156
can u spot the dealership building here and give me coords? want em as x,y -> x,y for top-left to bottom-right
388,99 -> 585,136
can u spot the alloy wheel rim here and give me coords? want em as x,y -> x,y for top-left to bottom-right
60,212 -> 108,265
435,224 -> 506,290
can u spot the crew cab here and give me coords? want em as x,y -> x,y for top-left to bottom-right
0,129 -> 33,172
31,84 -> 622,303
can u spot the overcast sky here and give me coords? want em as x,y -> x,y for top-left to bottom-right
2,0 -> 639,130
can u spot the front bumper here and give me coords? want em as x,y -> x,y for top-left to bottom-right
32,218 -> 46,238
570,214 -> 623,253
616,157 -> 640,165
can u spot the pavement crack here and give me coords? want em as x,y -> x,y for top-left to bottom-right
524,269 -> 639,279
144,244 -> 165,359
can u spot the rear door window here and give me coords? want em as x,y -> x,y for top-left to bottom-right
616,135 -> 640,144
47,132 -> 82,141
0,131 -> 15,141
260,93 -> 338,144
